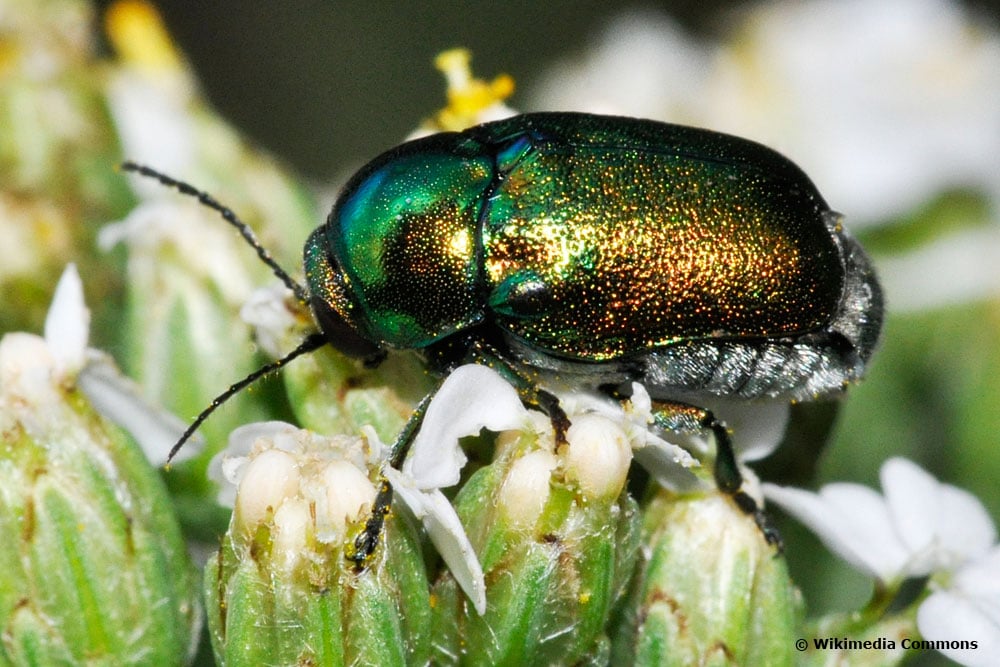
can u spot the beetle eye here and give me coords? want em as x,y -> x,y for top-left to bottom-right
310,292 -> 382,359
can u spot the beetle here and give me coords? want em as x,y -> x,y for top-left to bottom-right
125,111 -> 883,560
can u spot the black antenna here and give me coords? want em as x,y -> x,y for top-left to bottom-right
120,161 -> 310,305
167,332 -> 327,462
120,162 -> 329,460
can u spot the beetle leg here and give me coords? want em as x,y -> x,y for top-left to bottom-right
347,388 -> 436,568
350,346 -> 573,567
533,387 -> 572,449
647,399 -> 784,550
425,333 -> 571,447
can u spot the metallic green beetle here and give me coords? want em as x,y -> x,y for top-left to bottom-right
127,112 -> 883,556
302,112 -> 883,554
307,113 -> 881,392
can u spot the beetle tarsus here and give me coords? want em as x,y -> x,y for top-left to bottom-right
348,389 -> 437,565
647,398 -> 784,550
350,484 -> 392,567
732,489 -> 785,552
536,388 -> 571,448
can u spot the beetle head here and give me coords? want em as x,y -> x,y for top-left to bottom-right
303,226 -> 384,359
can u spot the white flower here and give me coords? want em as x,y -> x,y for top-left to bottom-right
200,369 -> 521,614
388,365 -> 705,613
765,457 -> 995,581
397,364 -> 529,490
0,264 -> 197,464
208,421 -> 380,563
765,457 -> 1000,665
386,364 -> 530,615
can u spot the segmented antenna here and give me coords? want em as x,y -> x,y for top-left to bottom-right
120,161 -> 310,305
166,333 -> 327,462
121,162 -> 327,461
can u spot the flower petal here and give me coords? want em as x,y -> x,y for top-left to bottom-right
632,437 -> 703,493
385,467 -> 486,614
953,546 -> 1000,605
239,283 -> 298,359
918,551 -> 1000,667
764,481 -> 911,582
43,264 -> 89,376
403,365 -> 528,489
77,351 -> 204,465
716,399 -> 790,462
883,457 -> 997,574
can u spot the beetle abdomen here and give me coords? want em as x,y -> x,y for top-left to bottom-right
478,113 -> 846,362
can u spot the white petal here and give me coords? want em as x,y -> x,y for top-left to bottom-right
77,352 -> 203,465
404,365 -> 527,490
883,458 -> 997,573
239,283 -> 298,359
386,467 -> 486,614
918,584 -> 1000,667
715,399 -> 790,462
614,382 -> 702,491
953,546 -> 1000,604
631,434 -> 702,493
764,482 -> 911,582
44,264 -> 89,376
208,421 -> 299,507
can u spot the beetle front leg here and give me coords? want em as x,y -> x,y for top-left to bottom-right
478,359 -> 571,448
347,388 -> 437,567
647,399 -> 783,550
425,334 -> 571,447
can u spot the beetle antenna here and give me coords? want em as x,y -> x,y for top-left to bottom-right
121,161 -> 310,305
167,332 -> 327,462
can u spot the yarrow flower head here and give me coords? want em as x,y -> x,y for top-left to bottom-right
397,365 -> 651,663
765,457 -> 1000,666
7,263 -> 202,464
204,421 -> 434,665
0,264 -> 199,664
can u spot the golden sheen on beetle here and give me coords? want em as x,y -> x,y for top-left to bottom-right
127,112 -> 883,558
306,113 -> 880,396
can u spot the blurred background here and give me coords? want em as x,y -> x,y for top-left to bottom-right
98,0 -> 1000,182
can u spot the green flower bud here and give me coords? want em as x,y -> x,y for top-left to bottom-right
205,423 -> 432,666
0,273 -> 199,665
430,406 -> 642,665
610,488 -> 799,666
